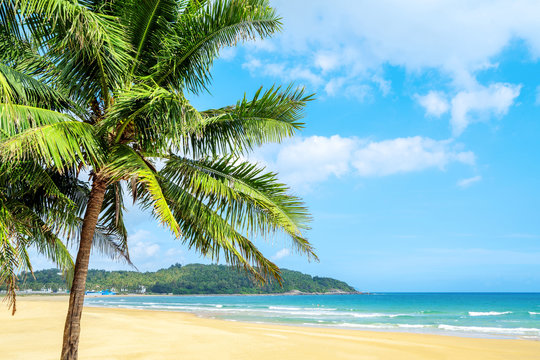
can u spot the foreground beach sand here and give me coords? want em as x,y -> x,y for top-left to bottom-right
2,297 -> 540,360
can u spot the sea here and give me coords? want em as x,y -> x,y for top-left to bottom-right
85,293 -> 540,340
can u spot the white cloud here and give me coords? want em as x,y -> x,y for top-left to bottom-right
457,175 -> 482,188
242,57 -> 323,87
264,135 -> 356,186
352,137 -> 474,177
324,77 -> 346,96
314,52 -> 340,72
416,84 -> 521,136
242,1 -> 537,133
129,230 -> 160,259
323,78 -> 372,101
242,57 -> 262,72
372,75 -> 391,96
253,135 -> 474,189
219,47 -> 237,61
450,83 -> 521,136
416,91 -> 449,117
267,1 -> 540,79
271,248 -> 290,261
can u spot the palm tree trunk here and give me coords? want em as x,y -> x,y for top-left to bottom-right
61,177 -> 107,360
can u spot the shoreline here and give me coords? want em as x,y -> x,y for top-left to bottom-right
19,294 -> 540,341
16,289 -> 362,298
83,299 -> 538,342
86,303 -> 526,341
2,297 -> 540,359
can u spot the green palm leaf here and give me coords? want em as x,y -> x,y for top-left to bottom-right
0,63 -> 75,113
191,85 -> 313,156
154,0 -> 281,92
103,145 -> 181,237
156,177 -> 282,282
19,0 -> 132,105
162,155 -> 316,260
0,121 -> 102,171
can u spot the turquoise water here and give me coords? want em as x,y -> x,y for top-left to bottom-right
85,293 -> 540,340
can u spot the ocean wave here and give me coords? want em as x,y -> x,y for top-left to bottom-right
397,324 -> 430,328
96,302 -> 419,319
468,311 -> 511,316
331,323 -> 394,329
529,312 -> 540,315
268,306 -> 337,311
326,323 -> 430,330
438,324 -> 540,336
352,313 -> 411,318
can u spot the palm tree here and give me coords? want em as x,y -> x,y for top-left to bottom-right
0,1 -> 317,359
0,3 -> 131,313
0,161 -> 75,315
0,161 -> 130,314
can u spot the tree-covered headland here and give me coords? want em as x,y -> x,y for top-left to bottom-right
14,264 -> 357,295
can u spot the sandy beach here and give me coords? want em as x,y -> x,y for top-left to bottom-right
1,297 -> 540,360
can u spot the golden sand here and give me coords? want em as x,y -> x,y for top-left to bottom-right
2,297 -> 540,360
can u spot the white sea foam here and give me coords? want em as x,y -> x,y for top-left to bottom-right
333,323 -> 393,329
438,325 -> 540,336
101,302 -> 418,320
468,311 -> 511,316
268,306 -> 302,311
268,306 -> 337,311
324,323 -> 431,330
351,313 -> 389,318
397,324 -> 430,328
529,312 -> 540,315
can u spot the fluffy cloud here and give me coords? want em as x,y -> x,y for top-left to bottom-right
253,135 -> 474,189
352,137 -> 474,176
416,91 -> 449,117
416,84 -> 521,135
457,175 -> 482,188
129,230 -> 160,259
450,84 -> 521,136
271,248 -> 291,261
241,1 -> 536,134
242,57 -> 323,87
266,1 -> 540,80
254,135 -> 356,186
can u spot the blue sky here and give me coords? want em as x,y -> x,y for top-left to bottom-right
35,1 -> 540,291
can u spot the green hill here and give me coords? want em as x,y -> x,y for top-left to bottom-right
14,264 -> 357,295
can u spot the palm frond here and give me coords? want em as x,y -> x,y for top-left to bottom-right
0,189 -> 74,314
94,182 -> 132,265
19,0 -> 132,105
0,121 -> 102,171
153,0 -> 281,92
100,84 -> 201,150
191,85 -> 313,156
0,63 -> 77,114
103,145 -> 181,237
119,0 -> 179,78
0,200 -> 21,314
155,177 -> 282,282
161,155 -> 316,259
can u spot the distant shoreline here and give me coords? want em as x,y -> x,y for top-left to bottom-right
16,290 -> 364,298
